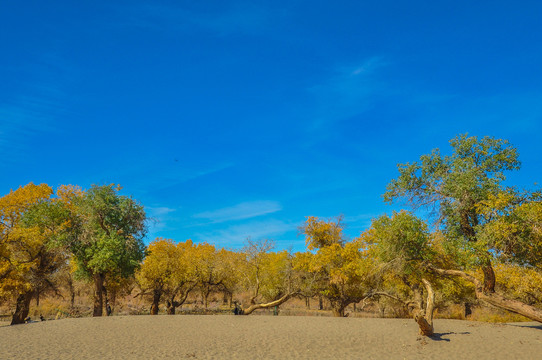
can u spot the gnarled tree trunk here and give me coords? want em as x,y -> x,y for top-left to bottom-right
240,293 -> 297,315
414,278 -> 435,337
431,267 -> 542,323
11,291 -> 34,325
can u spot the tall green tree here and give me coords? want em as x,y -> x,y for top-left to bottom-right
384,134 -> 542,322
65,184 -> 147,317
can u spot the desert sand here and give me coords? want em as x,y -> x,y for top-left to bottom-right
1,315 -> 541,359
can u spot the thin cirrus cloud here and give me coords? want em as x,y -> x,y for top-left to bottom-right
300,56 -> 389,146
0,97 -> 63,157
307,56 -> 388,120
194,218 -> 295,247
193,200 -> 282,224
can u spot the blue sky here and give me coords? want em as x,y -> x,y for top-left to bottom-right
2,0 -> 541,251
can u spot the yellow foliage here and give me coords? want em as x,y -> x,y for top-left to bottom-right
302,216 -> 344,250
0,183 -> 55,298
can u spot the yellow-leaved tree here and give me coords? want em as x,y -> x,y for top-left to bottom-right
236,239 -> 298,315
0,183 -> 71,324
136,238 -> 197,314
298,216 -> 376,317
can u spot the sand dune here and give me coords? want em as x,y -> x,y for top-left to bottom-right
1,316 -> 541,359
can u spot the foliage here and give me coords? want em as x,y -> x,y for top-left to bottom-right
136,238 -> 197,312
65,184 -> 147,280
299,216 -> 375,316
477,193 -> 542,267
384,134 -> 519,248
362,211 -> 434,276
240,239 -> 293,304
0,183 -> 64,298
301,216 -> 345,250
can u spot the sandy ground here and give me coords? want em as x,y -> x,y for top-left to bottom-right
1,316 -> 541,359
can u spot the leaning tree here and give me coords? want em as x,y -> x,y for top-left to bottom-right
384,134 -> 542,322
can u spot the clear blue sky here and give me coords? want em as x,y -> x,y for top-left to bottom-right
2,1 -> 541,251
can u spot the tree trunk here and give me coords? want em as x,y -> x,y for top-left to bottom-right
414,278 -> 435,337
166,300 -> 176,315
70,292 -> 75,310
11,291 -> 34,325
150,289 -> 161,315
222,290 -> 230,306
305,297 -> 310,309
464,302 -> 472,318
67,274 -> 76,310
331,301 -> 346,317
482,263 -> 496,293
431,267 -> 542,323
202,287 -> 210,309
241,293 -> 296,315
93,273 -> 104,317
36,289 -> 40,307
318,295 -> 323,310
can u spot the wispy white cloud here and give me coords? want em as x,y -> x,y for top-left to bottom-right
343,213 -> 379,231
194,219 -> 295,247
146,206 -> 177,217
307,56 -> 387,120
193,200 -> 282,223
0,95 -> 66,161
115,161 -> 234,196
301,56 -> 389,146
145,206 -> 178,238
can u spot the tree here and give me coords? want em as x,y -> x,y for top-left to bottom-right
361,211 -> 438,335
299,216 -> 375,317
136,238 -> 196,315
236,239 -> 298,315
63,184 -> 147,317
192,243 -> 239,310
0,183 -> 70,324
384,134 -> 542,322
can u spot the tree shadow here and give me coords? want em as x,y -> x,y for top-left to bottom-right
506,323 -> 542,330
429,331 -> 470,342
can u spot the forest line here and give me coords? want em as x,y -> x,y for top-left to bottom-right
1,134 -> 542,337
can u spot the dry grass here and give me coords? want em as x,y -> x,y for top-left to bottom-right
0,289 -> 536,324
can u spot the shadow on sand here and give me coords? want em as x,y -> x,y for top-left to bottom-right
429,331 -> 471,342
506,323 -> 542,330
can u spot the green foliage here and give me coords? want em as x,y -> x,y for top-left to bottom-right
67,184 -> 147,279
477,193 -> 542,267
384,134 -> 528,267
384,134 -> 520,242
364,211 -> 433,275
